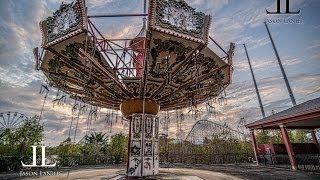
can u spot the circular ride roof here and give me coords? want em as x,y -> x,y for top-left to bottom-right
36,0 -> 234,111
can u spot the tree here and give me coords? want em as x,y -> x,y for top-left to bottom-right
256,130 -> 270,144
13,117 -> 44,157
55,142 -> 82,166
292,130 -> 308,143
108,134 -> 127,164
84,132 -> 108,160
0,116 -> 44,171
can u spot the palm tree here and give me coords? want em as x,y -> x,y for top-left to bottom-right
85,132 -> 108,146
82,132 -> 109,164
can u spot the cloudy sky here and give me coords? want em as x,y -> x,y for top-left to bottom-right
0,0 -> 319,145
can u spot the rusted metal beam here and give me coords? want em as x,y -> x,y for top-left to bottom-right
209,36 -> 228,57
79,48 -> 133,98
88,20 -> 135,77
46,47 -> 125,99
88,13 -> 148,18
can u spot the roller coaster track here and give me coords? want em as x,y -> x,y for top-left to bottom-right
185,120 -> 248,143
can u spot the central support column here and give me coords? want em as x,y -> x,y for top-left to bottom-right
120,99 -> 160,177
127,113 -> 159,176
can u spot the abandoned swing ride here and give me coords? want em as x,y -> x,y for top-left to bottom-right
33,0 -> 235,177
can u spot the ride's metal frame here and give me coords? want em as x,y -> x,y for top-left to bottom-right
36,11 -> 231,85
35,12 -> 232,113
86,18 -> 145,79
33,0 -> 234,147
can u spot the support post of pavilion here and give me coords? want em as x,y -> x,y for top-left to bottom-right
250,129 -> 259,165
311,129 -> 320,151
279,124 -> 298,170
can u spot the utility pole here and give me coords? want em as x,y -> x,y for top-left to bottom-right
264,22 -> 296,106
243,44 -> 266,118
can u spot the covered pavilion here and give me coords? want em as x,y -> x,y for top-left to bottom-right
246,97 -> 320,170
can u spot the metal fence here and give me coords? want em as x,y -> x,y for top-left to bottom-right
7,153 -> 319,172
160,153 -> 253,165
258,154 -> 320,171
0,155 -> 125,172
296,154 -> 320,171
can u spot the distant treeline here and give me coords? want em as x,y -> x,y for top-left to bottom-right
0,116 -> 308,172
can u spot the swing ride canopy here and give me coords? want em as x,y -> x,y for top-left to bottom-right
34,0 -> 235,115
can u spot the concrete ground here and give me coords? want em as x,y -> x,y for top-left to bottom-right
26,167 -> 242,180
1,164 -> 320,180
164,164 -> 320,180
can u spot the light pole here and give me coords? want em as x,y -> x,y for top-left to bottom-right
243,44 -> 266,118
264,22 -> 296,106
